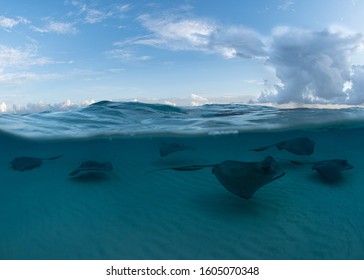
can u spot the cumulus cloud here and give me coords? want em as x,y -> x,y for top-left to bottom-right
190,93 -> 209,106
0,102 -> 7,112
345,65 -> 364,104
258,27 -> 364,104
131,10 -> 364,105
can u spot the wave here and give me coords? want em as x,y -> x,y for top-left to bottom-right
1,100 -> 364,139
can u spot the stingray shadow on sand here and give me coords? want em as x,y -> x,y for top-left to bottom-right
69,171 -> 111,183
69,160 -> 113,182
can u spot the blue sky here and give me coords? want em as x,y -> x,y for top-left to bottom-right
1,0 -> 364,112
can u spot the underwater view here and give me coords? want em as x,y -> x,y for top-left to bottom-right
0,101 -> 363,260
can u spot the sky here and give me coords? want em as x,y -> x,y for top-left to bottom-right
1,0 -> 364,112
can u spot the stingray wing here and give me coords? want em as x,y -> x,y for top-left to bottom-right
250,144 -> 275,152
147,164 -> 217,173
312,160 -> 353,180
313,164 -> 341,180
277,137 -> 315,155
10,157 -> 43,171
212,157 -> 285,199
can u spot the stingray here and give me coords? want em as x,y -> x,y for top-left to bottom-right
251,137 -> 315,155
287,159 -> 353,180
150,156 -> 285,199
10,155 -> 62,171
69,160 -> 113,176
159,142 -> 195,157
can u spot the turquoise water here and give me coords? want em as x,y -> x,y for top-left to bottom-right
0,102 -> 363,259
2,101 -> 364,138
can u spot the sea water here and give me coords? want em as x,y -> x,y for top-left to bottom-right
0,101 -> 363,260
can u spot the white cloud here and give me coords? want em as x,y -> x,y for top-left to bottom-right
191,93 -> 209,106
0,72 -> 59,85
32,20 -> 78,34
122,13 -> 266,59
0,102 -> 7,112
0,16 -> 29,30
126,8 -> 364,106
106,49 -> 133,60
0,43 -> 54,85
345,65 -> 364,104
1,99 -> 96,114
0,72 -> 37,84
137,14 -> 215,50
208,25 -> 267,59
66,0 -> 131,24
115,4 -> 132,13
277,1 -> 295,11
118,94 -> 253,107
115,35 -> 165,48
258,27 -> 364,104
105,49 -> 152,62
66,0 -> 110,24
0,44 -> 52,68
244,79 -> 266,85
84,8 -> 111,24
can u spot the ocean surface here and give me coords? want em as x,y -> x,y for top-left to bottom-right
0,101 -> 363,259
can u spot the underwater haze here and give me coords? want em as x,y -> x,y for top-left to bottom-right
0,101 -> 363,260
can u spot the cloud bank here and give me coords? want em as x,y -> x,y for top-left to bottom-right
258,27 -> 364,104
120,13 -> 267,60
120,11 -> 364,105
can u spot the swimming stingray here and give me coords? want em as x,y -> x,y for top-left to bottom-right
159,142 -> 195,157
251,137 -> 315,155
69,160 -> 113,176
287,159 -> 353,180
150,156 -> 285,199
10,155 -> 62,171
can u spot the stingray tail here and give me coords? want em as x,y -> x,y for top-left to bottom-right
147,164 -> 216,173
250,144 -> 275,152
278,158 -> 314,165
44,155 -> 63,161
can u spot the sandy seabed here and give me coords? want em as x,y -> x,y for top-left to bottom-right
0,128 -> 363,260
